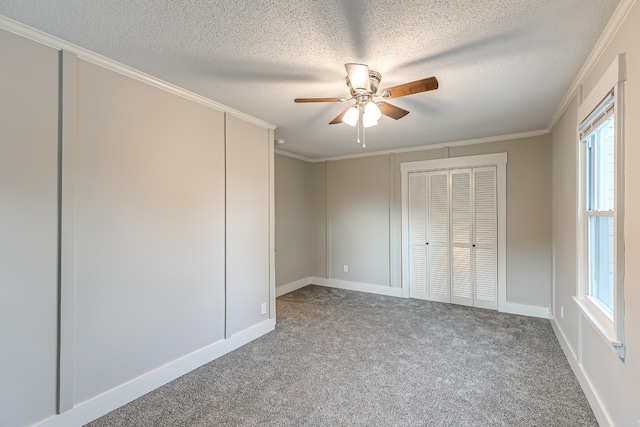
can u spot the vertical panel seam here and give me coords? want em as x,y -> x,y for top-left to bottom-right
223,112 -> 228,340
325,161 -> 330,279
56,48 -> 64,415
388,154 -> 394,288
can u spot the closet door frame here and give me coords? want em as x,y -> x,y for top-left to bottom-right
400,153 -> 507,312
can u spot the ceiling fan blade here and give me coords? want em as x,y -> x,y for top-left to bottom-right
294,97 -> 343,103
345,63 -> 370,92
381,76 -> 438,99
329,105 -> 353,125
377,102 -> 410,120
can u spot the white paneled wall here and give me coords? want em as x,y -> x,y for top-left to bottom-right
226,114 -> 272,337
0,26 -> 275,426
0,28 -> 59,427
71,59 -> 228,404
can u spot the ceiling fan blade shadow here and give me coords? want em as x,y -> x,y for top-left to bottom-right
174,51 -> 337,83
339,1 -> 369,58
381,77 -> 438,99
398,29 -> 522,69
377,102 -> 409,120
394,96 -> 442,115
329,105 -> 353,124
209,66 -> 329,83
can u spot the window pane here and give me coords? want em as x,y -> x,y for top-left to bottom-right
588,215 -> 614,313
589,115 -> 615,211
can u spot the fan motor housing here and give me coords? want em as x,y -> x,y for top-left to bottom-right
346,70 -> 381,97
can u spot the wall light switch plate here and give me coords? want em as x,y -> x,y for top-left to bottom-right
261,302 -> 267,315
343,265 -> 348,273
560,305 -> 564,319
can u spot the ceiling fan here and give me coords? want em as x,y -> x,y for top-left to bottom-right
294,63 -> 438,147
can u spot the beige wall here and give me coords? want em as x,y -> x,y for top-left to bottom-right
276,134 -> 553,310
275,154 -> 312,286
551,96 -> 580,344
327,155 -> 391,286
311,162 -> 327,278
551,2 -> 640,425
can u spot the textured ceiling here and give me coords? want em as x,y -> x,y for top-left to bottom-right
0,0 -> 620,158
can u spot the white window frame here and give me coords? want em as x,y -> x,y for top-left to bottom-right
575,54 -> 626,359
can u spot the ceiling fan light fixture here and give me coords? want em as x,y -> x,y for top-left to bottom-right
364,101 -> 381,122
343,106 -> 359,126
345,63 -> 370,92
363,115 -> 378,128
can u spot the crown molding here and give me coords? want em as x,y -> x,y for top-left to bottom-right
0,15 -> 276,131
282,129 -> 548,163
548,0 -> 637,130
274,149 -> 314,162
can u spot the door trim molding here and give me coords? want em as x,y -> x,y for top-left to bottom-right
400,153 -> 507,312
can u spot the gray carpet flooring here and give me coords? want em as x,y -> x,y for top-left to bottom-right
87,285 -> 597,426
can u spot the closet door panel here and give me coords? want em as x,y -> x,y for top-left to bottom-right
410,246 -> 428,299
473,167 -> 497,309
408,173 -> 428,299
428,172 -> 450,302
475,247 -> 497,306
451,170 -> 472,244
428,172 -> 449,244
450,169 -> 473,306
452,247 -> 472,301
474,168 -> 497,246
429,246 -> 450,302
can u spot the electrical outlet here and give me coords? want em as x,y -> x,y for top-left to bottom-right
261,302 -> 267,315
343,264 -> 348,273
560,305 -> 564,319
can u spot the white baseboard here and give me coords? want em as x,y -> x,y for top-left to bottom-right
550,319 -> 612,427
37,319 -> 276,427
310,276 -> 404,298
276,277 -> 310,297
505,302 -> 550,319
276,276 -> 404,298
279,279 -> 552,318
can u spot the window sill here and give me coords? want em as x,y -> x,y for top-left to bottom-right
573,296 -> 624,359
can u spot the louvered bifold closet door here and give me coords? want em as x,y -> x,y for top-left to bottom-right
428,171 -> 450,303
450,169 -> 473,306
473,167 -> 498,310
409,173 -> 428,300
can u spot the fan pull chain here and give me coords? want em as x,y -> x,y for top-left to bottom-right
357,105 -> 363,144
362,124 -> 366,148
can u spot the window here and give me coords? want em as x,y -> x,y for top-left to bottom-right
583,95 -> 615,315
575,55 -> 625,359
